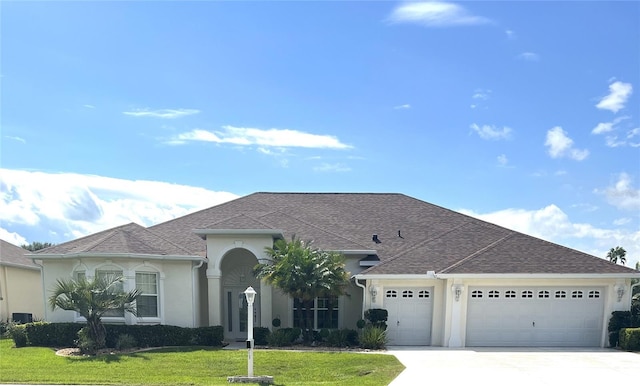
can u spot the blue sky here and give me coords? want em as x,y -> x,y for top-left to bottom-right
1,1 -> 639,268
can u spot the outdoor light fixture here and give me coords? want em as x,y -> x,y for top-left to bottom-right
453,285 -> 463,302
244,286 -> 257,377
369,286 -> 378,302
615,285 -> 625,302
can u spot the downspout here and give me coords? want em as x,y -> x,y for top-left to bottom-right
192,259 -> 205,327
354,276 -> 366,319
33,259 -> 46,321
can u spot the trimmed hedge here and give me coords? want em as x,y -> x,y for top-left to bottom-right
608,311 -> 640,347
619,328 -> 640,351
15,322 -> 224,348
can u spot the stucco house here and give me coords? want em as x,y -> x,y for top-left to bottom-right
32,193 -> 639,347
0,240 -> 44,322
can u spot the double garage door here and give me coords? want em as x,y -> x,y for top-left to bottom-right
466,286 -> 605,347
384,287 -> 433,345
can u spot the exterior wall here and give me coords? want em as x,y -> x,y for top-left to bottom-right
0,265 -> 44,322
38,257 -> 198,327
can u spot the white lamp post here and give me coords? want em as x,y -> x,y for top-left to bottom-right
244,286 -> 257,377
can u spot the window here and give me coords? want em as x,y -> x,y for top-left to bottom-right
555,290 -> 567,299
136,272 -> 158,318
402,290 -> 414,298
571,290 -> 583,299
293,296 -> 338,329
488,290 -> 500,298
96,270 -> 124,317
538,290 -> 550,298
505,290 -> 516,298
418,290 -> 430,298
521,290 -> 533,298
386,290 -> 397,298
588,290 -> 600,299
471,290 -> 483,298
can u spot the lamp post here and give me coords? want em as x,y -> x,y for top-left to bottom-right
244,286 -> 257,377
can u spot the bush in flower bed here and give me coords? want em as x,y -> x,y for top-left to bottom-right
12,322 -> 224,349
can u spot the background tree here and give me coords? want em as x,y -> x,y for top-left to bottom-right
49,275 -> 140,353
254,237 -> 350,344
607,246 -> 627,265
21,241 -> 54,251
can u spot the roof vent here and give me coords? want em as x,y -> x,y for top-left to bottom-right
372,234 -> 381,244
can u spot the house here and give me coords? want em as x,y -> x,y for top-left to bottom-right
0,240 -> 44,322
31,193 -> 639,347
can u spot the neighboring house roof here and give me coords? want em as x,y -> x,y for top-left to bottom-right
148,192 -> 636,276
0,239 -> 40,270
33,223 -> 202,258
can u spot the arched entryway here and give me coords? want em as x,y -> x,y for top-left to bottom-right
221,248 -> 260,341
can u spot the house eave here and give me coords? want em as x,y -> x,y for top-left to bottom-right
29,253 -> 206,262
0,262 -> 41,271
435,273 -> 640,279
194,229 -> 284,239
355,272 -> 640,280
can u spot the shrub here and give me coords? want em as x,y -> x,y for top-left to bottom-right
25,322 -> 81,347
356,319 -> 366,329
608,311 -> 638,347
253,327 -> 270,346
272,318 -> 281,328
8,323 -> 27,348
191,326 -> 224,346
76,327 -> 99,354
319,328 -> 330,342
364,309 -> 388,330
359,326 -> 387,350
267,327 -> 300,347
326,329 -> 357,347
115,334 -> 137,350
619,328 -> 640,351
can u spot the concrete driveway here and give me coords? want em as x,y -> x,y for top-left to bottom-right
386,346 -> 640,385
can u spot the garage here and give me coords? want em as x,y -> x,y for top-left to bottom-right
384,287 -> 433,345
466,286 -> 605,347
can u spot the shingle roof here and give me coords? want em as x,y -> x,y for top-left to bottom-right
0,239 -> 40,269
147,192 -> 635,275
36,223 -> 198,257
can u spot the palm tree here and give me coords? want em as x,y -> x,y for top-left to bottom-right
254,237 -> 350,343
607,246 -> 627,265
49,275 -> 141,353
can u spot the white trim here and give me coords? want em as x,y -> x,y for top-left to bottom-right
332,250 -> 378,255
194,229 -> 284,238
30,253 -> 205,262
436,273 -> 640,279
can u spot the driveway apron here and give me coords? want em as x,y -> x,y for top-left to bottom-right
386,346 -> 640,386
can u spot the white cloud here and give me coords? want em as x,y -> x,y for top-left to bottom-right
123,108 -> 200,119
387,1 -> 492,27
517,52 -> 540,61
170,126 -> 352,150
313,163 -> 351,173
595,172 -> 640,211
591,116 -> 629,135
544,127 -> 589,161
613,217 -> 631,226
0,228 -> 27,246
459,204 -> 640,269
393,104 -> 412,110
470,123 -> 512,140
596,81 -> 633,113
472,89 -> 491,100
0,169 -> 238,243
497,154 -> 508,167
4,136 -> 26,144
505,29 -> 516,39
83,104 -> 95,109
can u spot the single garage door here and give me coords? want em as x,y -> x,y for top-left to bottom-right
384,288 -> 433,345
466,287 -> 604,347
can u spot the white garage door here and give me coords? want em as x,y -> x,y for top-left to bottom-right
384,288 -> 433,345
466,287 -> 604,347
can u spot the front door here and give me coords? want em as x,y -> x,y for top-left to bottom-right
224,287 -> 260,341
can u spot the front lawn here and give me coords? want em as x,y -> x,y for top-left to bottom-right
0,339 -> 403,385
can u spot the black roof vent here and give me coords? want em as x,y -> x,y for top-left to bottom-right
372,234 -> 381,243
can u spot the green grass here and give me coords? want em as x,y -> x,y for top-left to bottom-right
0,339 -> 403,385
